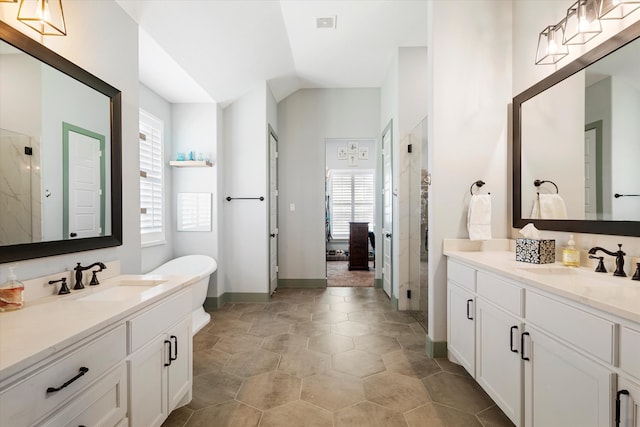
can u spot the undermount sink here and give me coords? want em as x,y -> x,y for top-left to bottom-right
74,279 -> 168,302
516,266 -> 581,276
116,279 -> 167,287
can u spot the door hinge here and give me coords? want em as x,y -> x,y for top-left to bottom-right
407,289 -> 412,299
275,266 -> 279,273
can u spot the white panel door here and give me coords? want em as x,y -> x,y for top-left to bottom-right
269,130 -> 279,295
68,131 -> 102,239
381,123 -> 392,298
523,325 -> 614,427
475,299 -> 522,426
447,282 -> 475,376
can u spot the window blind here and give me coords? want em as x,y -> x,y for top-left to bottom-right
139,110 -> 164,245
330,170 -> 374,239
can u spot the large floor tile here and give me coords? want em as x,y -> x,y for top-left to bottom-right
311,310 -> 349,324
290,320 -> 331,337
187,371 -> 243,410
278,349 -> 331,378
185,400 -> 261,427
382,349 -> 441,379
214,335 -> 263,354
332,349 -> 385,378
364,371 -> 431,412
301,371 -> 365,411
334,401 -> 407,427
261,333 -> 308,354
354,333 -> 401,354
222,349 -> 280,378
404,402 -> 483,427
247,319 -> 291,337
476,405 -> 516,427
423,371 -> 495,414
331,320 -> 371,337
308,333 -> 354,354
236,371 -> 301,410
259,400 -> 333,427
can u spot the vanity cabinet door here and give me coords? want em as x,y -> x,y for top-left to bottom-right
522,325 -> 614,427
618,377 -> 640,427
448,282 -> 475,376
475,299 -> 522,426
129,336 -> 168,427
167,316 -> 192,411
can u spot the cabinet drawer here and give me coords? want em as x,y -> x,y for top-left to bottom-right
39,364 -> 127,427
447,260 -> 476,291
0,324 -> 126,426
129,289 -> 191,353
621,325 -> 640,380
477,271 -> 523,316
526,291 -> 615,364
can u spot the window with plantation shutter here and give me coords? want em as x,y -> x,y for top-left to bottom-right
329,170 -> 374,239
139,110 -> 165,246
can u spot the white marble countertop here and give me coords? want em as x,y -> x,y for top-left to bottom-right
444,250 -> 640,324
0,273 -> 197,382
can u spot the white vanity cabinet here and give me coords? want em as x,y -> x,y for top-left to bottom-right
0,324 -> 128,427
0,278 -> 194,427
445,257 -> 631,427
128,289 -> 192,427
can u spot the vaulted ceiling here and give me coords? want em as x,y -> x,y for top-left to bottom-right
116,0 -> 430,106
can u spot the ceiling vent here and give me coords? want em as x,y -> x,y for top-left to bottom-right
316,16 -> 337,29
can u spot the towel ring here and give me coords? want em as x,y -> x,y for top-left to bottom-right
534,179 -> 558,194
470,180 -> 489,195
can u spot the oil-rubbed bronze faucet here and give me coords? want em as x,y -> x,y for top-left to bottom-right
588,244 -> 626,277
73,262 -> 107,289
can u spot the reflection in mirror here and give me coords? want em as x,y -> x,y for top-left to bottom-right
521,35 -> 640,222
0,21 -> 122,262
514,20 -> 640,237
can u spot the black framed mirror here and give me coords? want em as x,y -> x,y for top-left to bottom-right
0,21 -> 122,262
513,19 -> 640,237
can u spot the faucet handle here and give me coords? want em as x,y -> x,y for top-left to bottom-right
89,270 -> 100,286
48,278 -> 70,295
588,255 -> 607,273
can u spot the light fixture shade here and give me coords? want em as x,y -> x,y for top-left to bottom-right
536,23 -> 570,64
599,0 -> 640,19
564,0 -> 602,45
18,0 -> 66,36
0,1 -> 19,3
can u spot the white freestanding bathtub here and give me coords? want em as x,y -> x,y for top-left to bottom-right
148,255 -> 218,335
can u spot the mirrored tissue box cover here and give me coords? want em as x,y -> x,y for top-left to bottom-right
516,238 -> 555,264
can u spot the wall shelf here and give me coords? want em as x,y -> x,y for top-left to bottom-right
169,160 -> 213,167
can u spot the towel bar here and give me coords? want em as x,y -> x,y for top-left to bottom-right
534,179 -> 559,194
225,196 -> 265,201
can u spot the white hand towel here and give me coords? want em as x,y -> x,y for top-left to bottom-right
530,198 -> 541,219
467,194 -> 492,241
538,193 -> 567,219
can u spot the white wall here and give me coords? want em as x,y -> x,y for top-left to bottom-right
0,0 -> 141,282
611,77 -> 640,220
172,103 -> 220,295
512,1 -> 640,267
222,83 -> 270,295
428,0 -> 512,343
278,88 -> 380,281
139,83 -> 174,274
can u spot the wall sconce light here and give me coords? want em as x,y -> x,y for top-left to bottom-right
17,0 -> 66,36
564,0 -> 602,44
535,21 -> 570,64
599,0 -> 640,19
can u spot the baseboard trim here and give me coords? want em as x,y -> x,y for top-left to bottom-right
205,292 -> 271,309
426,336 -> 447,358
277,279 -> 327,289
374,278 -> 383,289
390,294 -> 398,310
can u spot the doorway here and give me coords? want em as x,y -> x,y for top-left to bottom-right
325,138 -> 377,287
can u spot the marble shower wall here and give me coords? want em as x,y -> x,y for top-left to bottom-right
0,130 -> 41,245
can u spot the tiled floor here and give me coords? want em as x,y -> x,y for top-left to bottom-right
162,287 -> 515,427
